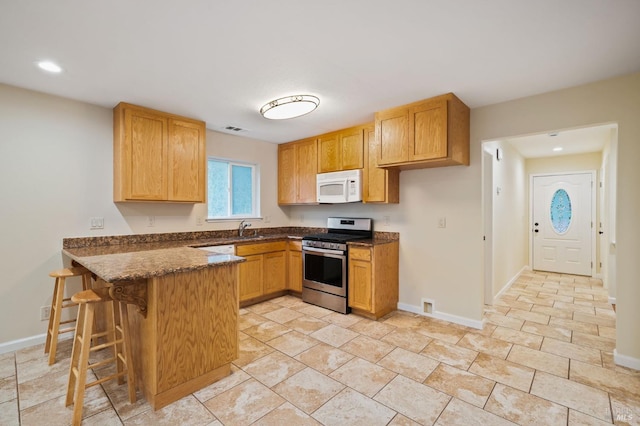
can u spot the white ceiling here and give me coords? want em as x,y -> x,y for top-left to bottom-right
1,0 -> 639,144
505,124 -> 616,159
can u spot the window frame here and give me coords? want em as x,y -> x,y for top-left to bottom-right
206,157 -> 261,221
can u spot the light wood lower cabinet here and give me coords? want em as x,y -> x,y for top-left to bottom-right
348,241 -> 399,319
236,241 -> 287,302
287,240 -> 303,293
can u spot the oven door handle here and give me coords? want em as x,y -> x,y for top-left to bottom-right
302,246 -> 345,256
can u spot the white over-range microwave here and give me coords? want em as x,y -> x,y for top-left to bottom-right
316,169 -> 362,203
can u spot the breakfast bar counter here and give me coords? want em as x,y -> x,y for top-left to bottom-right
62,242 -> 246,410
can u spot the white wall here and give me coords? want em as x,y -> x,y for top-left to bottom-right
0,84 -> 284,344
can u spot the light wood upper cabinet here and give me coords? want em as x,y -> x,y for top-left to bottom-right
114,102 -> 206,202
278,138 -> 318,205
375,93 -> 469,170
348,241 -> 399,319
363,125 -> 399,204
317,126 -> 364,173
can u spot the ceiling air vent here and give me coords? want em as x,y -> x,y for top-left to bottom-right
224,126 -> 244,132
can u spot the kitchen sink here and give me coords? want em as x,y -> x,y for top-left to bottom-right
194,244 -> 235,254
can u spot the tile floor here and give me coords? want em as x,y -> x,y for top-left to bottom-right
1,270 -> 639,425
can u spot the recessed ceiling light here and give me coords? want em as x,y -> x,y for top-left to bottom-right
36,60 -> 63,73
260,95 -> 319,120
553,147 -> 563,152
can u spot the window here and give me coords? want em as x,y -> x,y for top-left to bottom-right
207,158 -> 259,219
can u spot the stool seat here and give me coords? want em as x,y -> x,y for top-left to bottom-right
66,288 -> 136,426
44,266 -> 93,365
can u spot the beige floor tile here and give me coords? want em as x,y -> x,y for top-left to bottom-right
570,360 -> 640,400
506,308 -> 550,325
540,337 -> 602,365
415,320 -> 468,344
123,395 -> 215,425
0,376 -> 17,404
272,367 -> 344,414
329,357 -> 396,397
535,292 -> 575,303
243,320 -> 292,342
15,343 -> 51,364
253,401 -> 320,425
242,351 -> 306,387
309,324 -> 359,347
485,383 -> 567,426
294,343 -> 354,375
0,355 -> 15,380
465,322 -> 498,337
193,365 -> 250,402
567,409 -> 613,425
495,297 -> 534,311
377,347 -> 439,382
549,317 -> 599,335
457,333 -> 513,359
598,325 -> 616,339
609,393 -> 640,425
485,313 -> 525,330
491,327 -> 543,350
435,398 -> 517,426
269,295 -> 306,308
516,295 -> 555,307
83,408 -> 124,425
530,371 -> 612,422
17,367 -> 81,410
204,378 -> 284,425
295,304 -> 334,318
374,375 -> 450,425
267,331 -> 319,357
312,387 -> 396,426
283,316 -> 329,335
421,339 -> 479,370
233,335 -> 275,367
595,307 -> 616,319
601,352 -> 640,377
100,375 -> 151,421
239,312 -> 267,330
348,318 -> 396,339
388,413 -> 421,425
0,399 -> 19,426
571,331 -> 616,351
553,301 -> 596,314
382,312 -> 425,328
506,344 -> 569,377
246,301 -> 282,315
341,335 -> 395,363
521,321 -> 572,342
380,328 -> 433,353
530,304 -> 574,319
263,307 -> 305,324
16,354 -> 68,384
20,385 -> 112,426
424,363 -> 495,407
468,353 -> 535,392
323,312 -> 364,328
573,311 -> 616,327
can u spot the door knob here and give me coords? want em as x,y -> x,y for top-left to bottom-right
599,231 -> 604,235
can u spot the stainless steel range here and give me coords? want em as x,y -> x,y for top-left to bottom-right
302,217 -> 373,314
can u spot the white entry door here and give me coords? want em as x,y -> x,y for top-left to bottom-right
532,172 -> 593,276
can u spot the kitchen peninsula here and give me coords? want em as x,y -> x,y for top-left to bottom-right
62,236 -> 246,410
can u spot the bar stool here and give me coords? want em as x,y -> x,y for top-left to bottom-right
66,288 -> 136,426
44,266 -> 93,365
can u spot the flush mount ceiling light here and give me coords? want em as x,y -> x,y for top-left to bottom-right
36,60 -> 63,73
553,146 -> 563,152
260,95 -> 319,120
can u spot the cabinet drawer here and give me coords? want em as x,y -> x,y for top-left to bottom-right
288,240 -> 302,251
349,247 -> 371,261
236,241 -> 287,256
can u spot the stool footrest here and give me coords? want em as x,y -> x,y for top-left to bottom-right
86,371 -> 128,389
89,338 -> 123,352
56,326 -> 76,335
88,357 -> 117,370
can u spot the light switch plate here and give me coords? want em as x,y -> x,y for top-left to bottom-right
90,217 -> 104,229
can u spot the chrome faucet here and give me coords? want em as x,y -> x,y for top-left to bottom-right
238,220 -> 251,237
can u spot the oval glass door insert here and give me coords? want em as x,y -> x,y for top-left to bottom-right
550,189 -> 572,234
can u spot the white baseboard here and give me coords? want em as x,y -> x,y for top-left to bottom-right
608,297 -> 616,305
0,332 -> 72,355
614,349 -> 640,371
397,302 -> 484,330
493,265 -> 529,305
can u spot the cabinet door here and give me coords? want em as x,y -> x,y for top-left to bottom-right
348,258 -> 372,311
238,255 -> 263,302
125,108 -> 168,200
278,144 -> 297,204
168,118 -> 205,202
264,251 -> 287,294
364,126 -> 385,202
318,133 -> 341,173
376,108 -> 408,165
296,139 -> 318,203
340,128 -> 364,170
409,99 -> 448,161
287,245 -> 302,292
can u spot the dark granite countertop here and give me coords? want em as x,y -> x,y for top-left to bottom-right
62,227 -> 399,283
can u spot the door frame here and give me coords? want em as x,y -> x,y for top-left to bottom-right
528,170 -> 597,277
482,148 -> 494,304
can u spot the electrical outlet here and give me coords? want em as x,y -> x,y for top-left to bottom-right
438,217 -> 447,228
40,306 -> 51,321
196,216 -> 203,226
264,215 -> 271,223
300,214 -> 304,223
383,215 -> 390,226
148,216 -> 155,227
